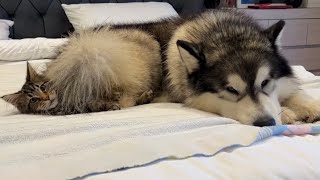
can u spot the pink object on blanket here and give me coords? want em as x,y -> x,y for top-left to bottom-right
283,125 -> 313,136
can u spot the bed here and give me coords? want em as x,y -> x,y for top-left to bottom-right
1,1 -> 320,179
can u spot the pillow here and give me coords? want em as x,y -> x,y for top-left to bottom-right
0,38 -> 68,61
62,2 -> 179,31
0,20 -> 14,40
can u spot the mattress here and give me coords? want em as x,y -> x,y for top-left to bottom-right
1,60 -> 320,180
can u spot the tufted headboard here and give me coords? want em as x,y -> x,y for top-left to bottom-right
0,0 -> 208,39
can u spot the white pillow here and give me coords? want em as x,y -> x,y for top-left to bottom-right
0,38 -> 68,61
62,2 -> 179,31
0,20 -> 14,40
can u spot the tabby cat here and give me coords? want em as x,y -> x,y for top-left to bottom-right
1,63 -> 154,115
1,63 -> 58,114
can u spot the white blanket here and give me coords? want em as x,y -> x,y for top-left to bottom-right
94,135 -> 320,180
0,61 -> 320,179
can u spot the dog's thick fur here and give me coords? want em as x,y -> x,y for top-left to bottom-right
45,28 -> 162,114
114,9 -> 320,126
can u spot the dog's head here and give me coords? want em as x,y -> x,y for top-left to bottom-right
177,20 -> 294,126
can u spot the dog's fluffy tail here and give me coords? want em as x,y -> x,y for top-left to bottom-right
46,28 -> 120,113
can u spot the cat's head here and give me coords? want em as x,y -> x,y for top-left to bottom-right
1,62 -> 58,114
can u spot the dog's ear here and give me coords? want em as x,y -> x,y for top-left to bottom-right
177,40 -> 205,74
264,20 -> 285,44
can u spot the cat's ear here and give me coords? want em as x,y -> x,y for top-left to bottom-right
1,92 -> 21,105
26,62 -> 38,82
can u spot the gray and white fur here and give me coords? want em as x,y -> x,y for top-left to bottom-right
114,9 -> 320,126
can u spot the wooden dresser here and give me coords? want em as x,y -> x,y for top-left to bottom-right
242,8 -> 320,75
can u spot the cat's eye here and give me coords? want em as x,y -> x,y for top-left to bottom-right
261,79 -> 269,89
29,97 -> 40,103
226,86 -> 239,96
40,84 -> 46,92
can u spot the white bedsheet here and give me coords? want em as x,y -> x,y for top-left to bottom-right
91,135 -> 320,180
1,61 -> 320,180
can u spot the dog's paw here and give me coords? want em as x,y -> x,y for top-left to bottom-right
281,107 -> 298,124
297,101 -> 320,123
283,93 -> 320,123
286,101 -> 320,123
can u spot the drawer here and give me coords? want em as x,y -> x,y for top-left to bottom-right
242,9 -> 320,20
307,19 -> 320,45
270,19 -> 308,46
280,47 -> 320,71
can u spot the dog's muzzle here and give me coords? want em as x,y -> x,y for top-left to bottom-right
253,116 -> 276,127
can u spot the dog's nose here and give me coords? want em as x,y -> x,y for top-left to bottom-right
253,116 -> 276,127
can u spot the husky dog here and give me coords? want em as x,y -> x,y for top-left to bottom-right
114,9 -> 320,126
2,28 -> 162,115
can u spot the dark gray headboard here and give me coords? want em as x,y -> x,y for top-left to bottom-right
0,0 -> 207,39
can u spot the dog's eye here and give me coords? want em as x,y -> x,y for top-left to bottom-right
29,97 -> 40,103
226,86 -> 239,96
261,79 -> 269,88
